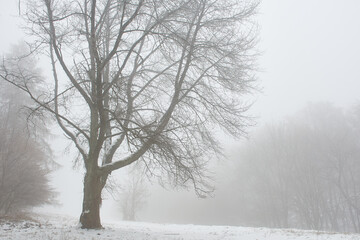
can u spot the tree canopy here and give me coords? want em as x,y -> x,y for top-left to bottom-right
1,0 -> 259,228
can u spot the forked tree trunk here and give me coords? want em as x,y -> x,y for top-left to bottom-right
79,167 -> 103,229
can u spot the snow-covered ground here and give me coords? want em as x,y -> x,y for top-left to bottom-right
0,213 -> 359,240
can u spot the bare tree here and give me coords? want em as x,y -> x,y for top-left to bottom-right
117,167 -> 149,221
1,0 -> 258,228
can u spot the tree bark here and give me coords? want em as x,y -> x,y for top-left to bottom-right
79,166 -> 103,229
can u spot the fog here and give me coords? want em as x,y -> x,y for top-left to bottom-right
135,0 -> 360,229
1,0 -> 360,233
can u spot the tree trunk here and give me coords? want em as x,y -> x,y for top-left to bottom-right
79,167 -> 103,229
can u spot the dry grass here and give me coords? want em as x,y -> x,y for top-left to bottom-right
0,212 -> 38,223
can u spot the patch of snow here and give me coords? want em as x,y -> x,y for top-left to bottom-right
0,213 -> 359,240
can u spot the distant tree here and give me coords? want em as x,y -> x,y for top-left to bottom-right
117,167 -> 149,221
1,0 -> 259,228
231,103 -> 360,233
0,76 -> 54,216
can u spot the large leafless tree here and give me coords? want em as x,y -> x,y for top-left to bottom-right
1,0 -> 258,228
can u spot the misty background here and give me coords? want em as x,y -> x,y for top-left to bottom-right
1,0 -> 360,233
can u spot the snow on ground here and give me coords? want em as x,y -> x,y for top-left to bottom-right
0,213 -> 359,240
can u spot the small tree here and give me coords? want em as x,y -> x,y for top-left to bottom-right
2,0 -> 259,228
117,168 -> 149,221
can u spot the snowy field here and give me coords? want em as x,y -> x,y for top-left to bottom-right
0,214 -> 359,240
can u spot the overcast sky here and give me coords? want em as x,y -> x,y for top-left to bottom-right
1,0 -> 359,124
255,0 -> 360,123
1,0 -> 360,221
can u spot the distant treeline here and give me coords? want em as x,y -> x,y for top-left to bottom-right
231,103 -> 360,233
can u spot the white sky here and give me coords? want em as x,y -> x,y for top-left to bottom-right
254,0 -> 360,123
1,0 -> 360,221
